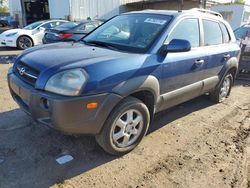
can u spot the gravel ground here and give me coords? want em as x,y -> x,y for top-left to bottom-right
0,62 -> 250,188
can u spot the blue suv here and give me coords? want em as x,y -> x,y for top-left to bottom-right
8,9 -> 240,155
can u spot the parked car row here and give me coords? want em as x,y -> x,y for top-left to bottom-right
234,24 -> 250,40
0,19 -> 103,50
43,20 -> 103,44
0,16 -> 18,28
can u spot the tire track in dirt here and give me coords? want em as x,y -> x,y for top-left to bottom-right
133,102 -> 250,188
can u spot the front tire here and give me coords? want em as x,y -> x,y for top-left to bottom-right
210,73 -> 233,103
96,97 -> 150,155
17,36 -> 33,50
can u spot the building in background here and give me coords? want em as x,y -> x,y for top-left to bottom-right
123,0 -> 201,12
9,0 -> 205,27
211,4 -> 250,30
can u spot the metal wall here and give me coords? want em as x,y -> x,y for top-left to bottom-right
9,0 -> 163,25
49,0 -> 70,20
70,0 -> 141,20
8,0 -> 23,26
211,4 -> 245,30
8,0 -> 22,15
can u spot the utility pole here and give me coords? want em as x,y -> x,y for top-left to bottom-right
178,0 -> 184,11
202,0 -> 207,9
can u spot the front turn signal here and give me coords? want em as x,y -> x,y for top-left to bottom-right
87,103 -> 98,109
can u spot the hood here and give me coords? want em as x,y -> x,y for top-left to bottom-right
18,42 -> 134,73
1,28 -> 32,36
2,28 -> 21,35
15,42 -> 153,92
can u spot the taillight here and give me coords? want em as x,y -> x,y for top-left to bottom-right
58,33 -> 73,39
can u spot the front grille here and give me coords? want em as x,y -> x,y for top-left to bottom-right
14,61 -> 40,86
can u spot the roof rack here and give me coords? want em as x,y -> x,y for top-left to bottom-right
190,8 -> 223,18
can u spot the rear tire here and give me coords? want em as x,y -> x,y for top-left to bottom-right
209,73 -> 233,103
17,36 -> 33,50
95,97 -> 150,156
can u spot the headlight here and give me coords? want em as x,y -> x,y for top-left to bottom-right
45,69 -> 87,96
6,32 -> 18,37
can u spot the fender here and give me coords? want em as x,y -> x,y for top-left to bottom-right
112,75 -> 160,105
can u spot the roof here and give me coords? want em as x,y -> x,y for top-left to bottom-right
123,9 -> 180,16
126,0 -> 199,5
123,8 -> 223,20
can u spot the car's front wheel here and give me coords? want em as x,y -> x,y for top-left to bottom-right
17,36 -> 33,50
210,73 -> 233,103
96,97 -> 150,155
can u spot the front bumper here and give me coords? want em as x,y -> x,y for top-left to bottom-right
8,69 -> 122,135
0,36 -> 17,47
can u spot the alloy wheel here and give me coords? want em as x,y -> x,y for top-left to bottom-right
111,109 -> 144,148
18,36 -> 32,49
219,76 -> 231,100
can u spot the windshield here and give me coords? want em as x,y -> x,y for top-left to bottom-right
234,27 -> 250,40
55,22 -> 80,30
24,21 -> 44,30
83,14 -> 172,53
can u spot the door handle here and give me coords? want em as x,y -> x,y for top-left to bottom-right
195,59 -> 205,65
223,54 -> 231,59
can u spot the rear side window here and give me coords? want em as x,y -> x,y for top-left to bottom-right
203,20 -> 223,46
220,23 -> 230,43
41,22 -> 54,29
76,23 -> 96,32
168,18 -> 200,48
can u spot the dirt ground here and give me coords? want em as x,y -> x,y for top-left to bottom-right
0,62 -> 250,188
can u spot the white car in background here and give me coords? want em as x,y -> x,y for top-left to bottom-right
0,20 -> 68,50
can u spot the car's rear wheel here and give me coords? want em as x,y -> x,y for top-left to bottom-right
210,73 -> 233,103
95,97 -> 150,155
17,36 -> 33,50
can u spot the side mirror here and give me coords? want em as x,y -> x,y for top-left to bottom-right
39,27 -> 46,32
162,39 -> 191,53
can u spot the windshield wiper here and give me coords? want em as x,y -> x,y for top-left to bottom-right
82,40 -> 118,51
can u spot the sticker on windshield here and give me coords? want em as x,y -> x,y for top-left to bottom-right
144,18 -> 167,25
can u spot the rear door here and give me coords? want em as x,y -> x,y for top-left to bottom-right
200,19 -> 234,92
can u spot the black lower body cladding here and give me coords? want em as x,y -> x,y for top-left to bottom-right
7,69 -> 122,135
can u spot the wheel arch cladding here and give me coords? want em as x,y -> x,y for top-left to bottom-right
218,57 -> 238,87
224,57 -> 238,76
130,90 -> 155,122
112,75 -> 160,119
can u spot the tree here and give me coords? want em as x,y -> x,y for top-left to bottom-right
234,0 -> 245,4
0,0 -> 8,13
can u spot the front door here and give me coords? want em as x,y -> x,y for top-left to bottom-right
159,18 -> 207,110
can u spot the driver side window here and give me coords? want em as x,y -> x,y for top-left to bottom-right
167,18 -> 200,48
40,22 -> 53,29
